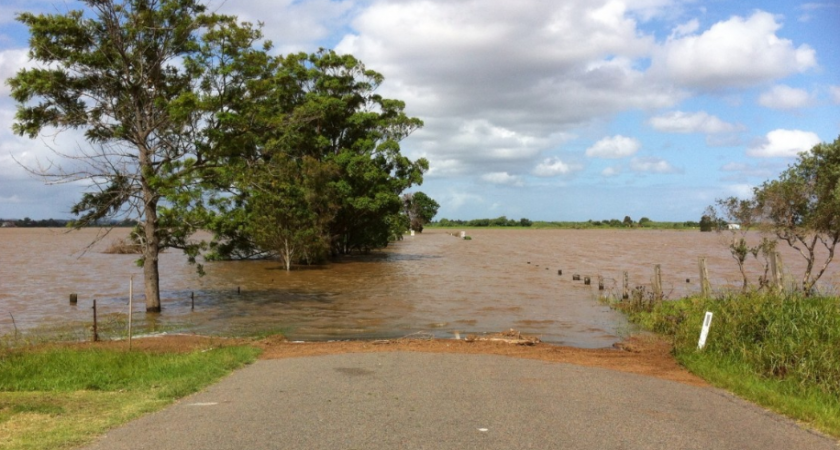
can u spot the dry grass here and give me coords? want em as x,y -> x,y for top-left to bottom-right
101,239 -> 142,255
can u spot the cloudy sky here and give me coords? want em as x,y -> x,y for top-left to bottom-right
1,0 -> 838,221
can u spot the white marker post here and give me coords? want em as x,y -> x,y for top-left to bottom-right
128,275 -> 133,351
698,311 -> 713,349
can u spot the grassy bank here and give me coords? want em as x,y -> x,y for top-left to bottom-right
615,292 -> 840,437
0,343 -> 260,449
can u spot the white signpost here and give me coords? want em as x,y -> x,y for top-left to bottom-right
698,311 -> 713,349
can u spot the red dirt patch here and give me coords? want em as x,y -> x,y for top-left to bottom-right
60,332 -> 706,387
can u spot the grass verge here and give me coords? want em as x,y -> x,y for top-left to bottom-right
0,344 -> 260,450
613,291 -> 840,438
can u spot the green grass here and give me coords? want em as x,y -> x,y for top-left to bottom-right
614,291 -> 840,438
0,345 -> 260,450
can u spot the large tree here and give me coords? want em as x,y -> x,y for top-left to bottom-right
754,136 -> 840,293
8,0 -> 266,311
207,50 -> 428,260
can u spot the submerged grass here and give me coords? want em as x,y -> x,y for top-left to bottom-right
614,291 -> 840,437
0,345 -> 260,450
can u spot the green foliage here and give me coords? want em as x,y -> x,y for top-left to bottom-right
403,191 -> 439,232
616,291 -> 840,436
754,136 -> 840,292
7,0 -> 267,309
206,50 -> 427,259
706,197 -> 777,291
0,346 -> 259,398
0,345 -> 259,450
699,214 -> 713,232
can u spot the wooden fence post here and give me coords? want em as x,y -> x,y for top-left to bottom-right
622,272 -> 629,300
770,252 -> 783,291
92,299 -> 99,342
652,265 -> 662,300
699,257 -> 711,297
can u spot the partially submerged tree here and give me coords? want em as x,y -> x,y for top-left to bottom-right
754,136 -> 840,293
402,191 -> 440,233
8,0 -> 267,311
707,197 -> 776,291
207,50 -> 428,259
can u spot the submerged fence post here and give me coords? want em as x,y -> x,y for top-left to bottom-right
92,299 -> 99,342
622,272 -> 629,300
69,293 -> 78,304
652,265 -> 662,300
699,257 -> 711,297
597,275 -> 604,291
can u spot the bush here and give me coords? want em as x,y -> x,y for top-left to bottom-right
618,292 -> 840,396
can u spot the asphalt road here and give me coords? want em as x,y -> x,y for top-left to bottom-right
82,352 -> 838,450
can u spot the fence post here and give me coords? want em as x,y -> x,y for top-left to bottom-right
699,257 -> 711,297
652,265 -> 662,300
92,299 -> 99,342
770,252 -> 783,291
622,272 -> 629,300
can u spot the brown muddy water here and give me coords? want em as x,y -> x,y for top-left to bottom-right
1,228 -> 838,348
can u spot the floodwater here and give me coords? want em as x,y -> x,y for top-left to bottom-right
1,228 -> 837,348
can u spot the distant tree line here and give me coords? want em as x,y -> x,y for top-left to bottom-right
433,216 -> 533,227
431,216 -> 704,229
1,218 -> 137,227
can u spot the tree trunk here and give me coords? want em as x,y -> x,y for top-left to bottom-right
142,181 -> 162,312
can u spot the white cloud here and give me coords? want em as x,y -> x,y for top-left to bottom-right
334,0 -> 684,178
585,135 -> 641,159
532,157 -> 582,177
601,166 -> 621,177
481,172 -> 524,187
652,11 -> 817,89
830,86 -> 840,104
726,184 -> 755,198
747,129 -> 821,158
424,158 -> 465,178
0,194 -> 21,204
758,85 -> 813,110
719,161 -> 779,181
443,191 -> 484,211
219,0 -> 356,53
630,157 -> 681,174
649,111 -> 741,134
671,19 -> 699,37
0,48 -> 30,96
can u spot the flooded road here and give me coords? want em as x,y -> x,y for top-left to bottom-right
1,228 -> 836,347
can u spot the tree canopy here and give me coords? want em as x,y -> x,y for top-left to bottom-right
402,191 -> 440,232
8,0 -> 429,303
753,136 -> 840,292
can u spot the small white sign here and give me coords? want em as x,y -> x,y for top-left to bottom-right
698,311 -> 713,349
